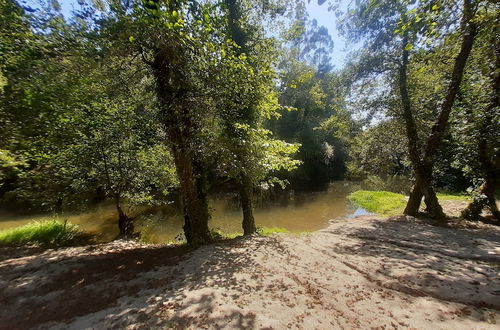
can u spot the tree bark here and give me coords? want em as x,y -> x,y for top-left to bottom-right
172,144 -> 211,244
422,0 -> 478,165
404,178 -> 423,216
462,106 -> 500,220
239,175 -> 256,235
399,31 -> 442,217
399,31 -> 427,216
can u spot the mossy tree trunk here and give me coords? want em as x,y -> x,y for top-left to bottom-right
150,46 -> 211,246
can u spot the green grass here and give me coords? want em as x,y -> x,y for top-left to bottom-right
210,227 -> 290,239
349,190 -> 407,215
210,228 -> 242,240
257,227 -> 290,236
349,190 -> 471,216
436,192 -> 471,202
152,227 -> 293,245
0,220 -> 84,247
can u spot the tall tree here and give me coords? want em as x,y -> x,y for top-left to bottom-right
401,0 -> 478,219
460,8 -> 500,220
134,0 -> 216,244
337,0 -> 480,219
224,0 -> 259,235
211,0 -> 301,235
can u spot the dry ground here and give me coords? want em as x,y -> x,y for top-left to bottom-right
0,214 -> 499,329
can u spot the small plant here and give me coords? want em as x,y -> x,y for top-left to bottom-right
0,220 -> 85,247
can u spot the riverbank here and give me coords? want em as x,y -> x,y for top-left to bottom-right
1,212 -> 499,329
348,190 -> 474,217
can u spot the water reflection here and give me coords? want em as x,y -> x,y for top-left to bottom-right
0,182 -> 361,244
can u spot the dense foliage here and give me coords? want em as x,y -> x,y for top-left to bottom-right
1,0 -> 498,245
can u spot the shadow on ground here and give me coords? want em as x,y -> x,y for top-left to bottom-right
324,216 -> 500,312
0,236 -> 269,329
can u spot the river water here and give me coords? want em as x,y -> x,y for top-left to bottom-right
0,182 -> 366,243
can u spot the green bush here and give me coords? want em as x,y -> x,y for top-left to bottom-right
349,190 -> 407,215
0,220 -> 84,247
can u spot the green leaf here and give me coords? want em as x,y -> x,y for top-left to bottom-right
404,44 -> 413,51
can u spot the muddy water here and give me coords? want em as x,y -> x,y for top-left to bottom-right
0,182 -> 364,244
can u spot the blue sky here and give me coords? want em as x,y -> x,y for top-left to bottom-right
25,0 -> 353,68
305,0 -> 351,68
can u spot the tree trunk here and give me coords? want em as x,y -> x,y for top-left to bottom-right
172,145 -> 211,245
462,36 -> 500,221
422,0 -> 478,165
422,184 -> 444,219
150,46 -> 211,246
399,31 -> 434,217
116,196 -> 134,238
462,107 -> 500,220
463,181 -> 499,221
239,175 -> 256,235
404,178 -> 423,216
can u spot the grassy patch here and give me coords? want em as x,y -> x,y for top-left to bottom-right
349,190 -> 406,215
436,192 -> 471,202
211,227 -> 291,239
0,220 -> 85,247
257,227 -> 290,236
210,228 -> 242,240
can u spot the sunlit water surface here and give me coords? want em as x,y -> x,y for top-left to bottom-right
0,182 -> 365,243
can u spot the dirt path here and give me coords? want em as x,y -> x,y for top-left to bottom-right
1,215 -> 499,329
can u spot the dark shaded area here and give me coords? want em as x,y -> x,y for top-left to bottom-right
0,236 -> 270,329
0,243 -> 190,329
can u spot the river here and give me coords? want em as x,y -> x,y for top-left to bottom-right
0,182 -> 366,243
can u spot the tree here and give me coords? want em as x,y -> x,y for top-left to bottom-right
0,0 -> 178,236
284,1 -> 334,73
220,0 -> 300,235
337,0 -> 480,219
346,120 -> 410,181
222,0 -> 262,235
458,8 -> 500,220
274,60 -> 350,189
126,0 -> 218,244
400,0 -> 478,219
56,96 -> 177,237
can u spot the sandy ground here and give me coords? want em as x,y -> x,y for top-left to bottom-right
0,214 -> 499,330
